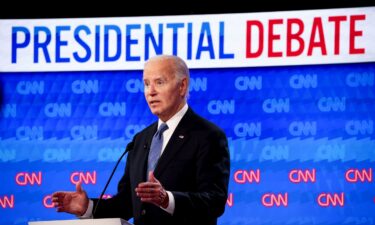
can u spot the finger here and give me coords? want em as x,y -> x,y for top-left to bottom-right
136,187 -> 154,194
148,171 -> 155,182
138,193 -> 156,198
52,193 -> 66,203
52,197 -> 60,203
150,172 -> 160,184
138,182 -> 159,188
53,198 -> 63,206
76,181 -> 83,193
136,189 -> 159,198
52,192 -> 64,198
140,197 -> 154,202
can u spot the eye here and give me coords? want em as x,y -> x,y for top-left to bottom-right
156,80 -> 163,85
155,79 -> 166,87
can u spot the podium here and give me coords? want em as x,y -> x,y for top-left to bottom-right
29,218 -> 133,225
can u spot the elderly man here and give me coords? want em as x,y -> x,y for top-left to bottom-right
52,55 -> 230,225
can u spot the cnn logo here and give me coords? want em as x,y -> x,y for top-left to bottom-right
70,171 -> 97,185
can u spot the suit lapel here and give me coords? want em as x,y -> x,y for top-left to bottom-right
154,109 -> 193,177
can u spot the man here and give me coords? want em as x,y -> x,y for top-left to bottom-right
52,55 -> 230,225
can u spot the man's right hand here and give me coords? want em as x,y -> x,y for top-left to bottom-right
52,181 -> 89,216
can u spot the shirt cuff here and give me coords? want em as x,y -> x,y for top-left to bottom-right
77,199 -> 93,219
160,191 -> 175,215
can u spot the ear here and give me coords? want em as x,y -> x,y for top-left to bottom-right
179,77 -> 188,97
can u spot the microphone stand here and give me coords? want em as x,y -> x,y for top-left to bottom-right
92,141 -> 133,216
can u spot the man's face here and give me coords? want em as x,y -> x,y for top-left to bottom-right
143,58 -> 187,121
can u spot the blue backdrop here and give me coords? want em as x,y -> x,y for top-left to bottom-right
1,62 -> 374,225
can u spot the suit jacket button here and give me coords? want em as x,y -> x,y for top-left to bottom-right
141,209 -> 146,215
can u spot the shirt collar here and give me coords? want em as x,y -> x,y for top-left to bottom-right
158,103 -> 188,131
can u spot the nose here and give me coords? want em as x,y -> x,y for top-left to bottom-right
146,83 -> 157,96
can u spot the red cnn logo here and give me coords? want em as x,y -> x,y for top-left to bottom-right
15,172 -> 42,186
43,195 -> 54,208
0,195 -> 14,208
234,169 -> 260,184
261,193 -> 288,207
70,171 -> 97,185
289,169 -> 316,183
317,192 -> 345,207
345,168 -> 372,183
226,193 -> 234,207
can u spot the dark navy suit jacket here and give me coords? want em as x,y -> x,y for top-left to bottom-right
93,108 -> 230,225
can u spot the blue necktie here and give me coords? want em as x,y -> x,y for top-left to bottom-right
147,123 -> 169,174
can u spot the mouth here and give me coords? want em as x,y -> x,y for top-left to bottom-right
149,100 -> 161,106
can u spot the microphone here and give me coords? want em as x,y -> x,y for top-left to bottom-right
92,141 -> 134,217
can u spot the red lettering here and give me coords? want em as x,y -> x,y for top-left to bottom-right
15,172 -> 42,186
345,168 -> 372,183
317,192 -> 345,207
70,171 -> 97,185
286,18 -> 305,56
226,193 -> 233,207
289,169 -> 316,183
234,169 -> 260,184
308,17 -> 327,56
43,195 -> 54,208
246,20 -> 263,58
350,15 -> 366,54
261,193 -> 288,207
0,195 -> 14,208
268,19 -> 283,57
328,16 -> 347,55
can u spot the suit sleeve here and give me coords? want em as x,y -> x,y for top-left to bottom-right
172,128 -> 230,222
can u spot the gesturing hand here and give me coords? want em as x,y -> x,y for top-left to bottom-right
52,181 -> 89,216
135,171 -> 169,208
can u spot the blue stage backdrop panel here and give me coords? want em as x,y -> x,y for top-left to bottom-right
0,62 -> 374,225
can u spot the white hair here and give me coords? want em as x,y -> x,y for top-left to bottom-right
145,55 -> 190,98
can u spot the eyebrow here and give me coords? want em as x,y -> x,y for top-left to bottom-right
143,76 -> 167,81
